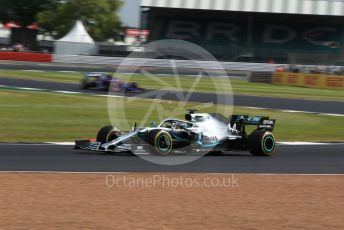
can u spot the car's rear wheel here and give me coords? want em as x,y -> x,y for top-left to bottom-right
96,126 -> 122,144
248,130 -> 276,156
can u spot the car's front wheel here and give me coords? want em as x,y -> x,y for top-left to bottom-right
96,126 -> 122,144
248,130 -> 276,156
81,80 -> 89,89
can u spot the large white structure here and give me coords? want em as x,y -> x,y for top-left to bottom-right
142,0 -> 344,16
141,0 -> 344,63
0,23 -> 10,45
55,20 -> 97,55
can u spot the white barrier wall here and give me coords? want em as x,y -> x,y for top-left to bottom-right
142,0 -> 344,16
52,54 -> 279,71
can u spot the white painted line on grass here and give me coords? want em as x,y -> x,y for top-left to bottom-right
22,70 -> 43,72
240,106 -> 267,110
17,87 -> 43,91
54,90 -> 80,94
95,94 -> 121,98
320,113 -> 344,117
58,71 -> 77,73
0,85 -> 45,91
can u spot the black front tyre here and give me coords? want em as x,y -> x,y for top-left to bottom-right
96,126 -> 122,144
81,80 -> 89,90
248,130 -> 276,156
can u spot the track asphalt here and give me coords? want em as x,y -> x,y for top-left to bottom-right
0,143 -> 343,173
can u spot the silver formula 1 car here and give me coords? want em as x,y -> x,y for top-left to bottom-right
75,110 -> 277,156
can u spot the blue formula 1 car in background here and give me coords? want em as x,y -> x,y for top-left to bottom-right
81,72 -> 144,92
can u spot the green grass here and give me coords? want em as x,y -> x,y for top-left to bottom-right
1,69 -> 344,102
0,89 -> 343,142
0,69 -> 83,83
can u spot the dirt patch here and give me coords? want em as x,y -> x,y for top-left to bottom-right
0,173 -> 343,229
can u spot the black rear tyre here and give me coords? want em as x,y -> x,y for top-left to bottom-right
96,126 -> 122,144
154,131 -> 173,155
248,130 -> 276,156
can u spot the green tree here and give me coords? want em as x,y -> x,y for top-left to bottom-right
37,0 -> 123,41
0,0 -> 11,23
0,0 -> 56,26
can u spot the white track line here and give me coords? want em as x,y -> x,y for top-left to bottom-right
1,142 -> 342,146
22,70 -> 43,72
58,71 -> 77,73
47,141 -> 344,146
54,90 -> 81,94
240,106 -> 344,117
16,87 -> 42,91
45,142 -> 74,145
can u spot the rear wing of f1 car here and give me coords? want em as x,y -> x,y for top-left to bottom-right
230,115 -> 276,131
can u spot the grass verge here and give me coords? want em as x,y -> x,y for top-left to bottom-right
0,69 -> 83,83
0,89 -> 343,142
1,69 -> 343,102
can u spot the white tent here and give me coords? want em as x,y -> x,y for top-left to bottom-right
0,23 -> 10,44
55,20 -> 97,55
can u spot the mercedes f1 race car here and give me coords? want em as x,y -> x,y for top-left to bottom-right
75,110 -> 277,156
81,72 -> 144,92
